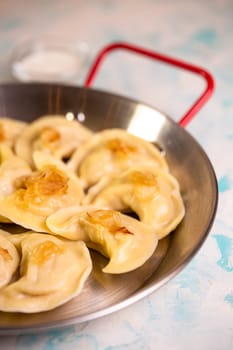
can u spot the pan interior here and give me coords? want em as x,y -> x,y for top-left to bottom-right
0,83 -> 217,333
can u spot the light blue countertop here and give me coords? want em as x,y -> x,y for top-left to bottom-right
0,0 -> 233,349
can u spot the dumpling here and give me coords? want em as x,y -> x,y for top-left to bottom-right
15,115 -> 93,167
68,128 -> 169,188
83,210 -> 158,274
0,232 -> 92,313
0,151 -> 84,232
83,166 -> 185,240
0,231 -> 20,288
47,207 -> 158,274
0,145 -> 31,222
0,117 -> 27,150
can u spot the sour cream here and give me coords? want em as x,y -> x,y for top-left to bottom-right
12,48 -> 86,82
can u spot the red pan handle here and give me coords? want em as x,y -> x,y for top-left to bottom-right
84,42 -> 215,127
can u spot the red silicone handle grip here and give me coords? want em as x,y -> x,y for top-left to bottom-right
84,42 -> 215,127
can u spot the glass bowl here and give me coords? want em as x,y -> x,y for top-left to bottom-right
11,37 -> 90,83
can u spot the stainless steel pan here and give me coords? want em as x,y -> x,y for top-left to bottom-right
0,42 -> 218,334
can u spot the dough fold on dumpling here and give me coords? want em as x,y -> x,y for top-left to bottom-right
0,145 -> 31,198
83,166 -> 185,239
0,117 -> 27,150
0,145 -> 31,223
68,128 -> 169,188
0,230 -> 20,288
0,232 -> 92,313
15,115 -> 93,167
46,205 -> 98,241
0,151 -> 84,232
47,207 -> 158,274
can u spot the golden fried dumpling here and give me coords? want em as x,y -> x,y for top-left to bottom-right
68,128 -> 168,188
0,151 -> 84,232
0,117 -> 27,150
47,208 -> 158,274
0,231 -> 20,288
0,232 -> 92,313
15,115 -> 93,167
84,166 -> 185,239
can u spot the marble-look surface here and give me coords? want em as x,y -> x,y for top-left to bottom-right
0,0 -> 233,349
